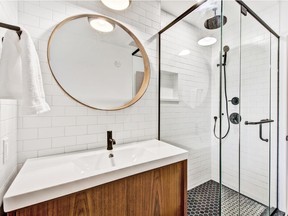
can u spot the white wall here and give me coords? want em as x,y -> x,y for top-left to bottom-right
160,10 -> 212,189
16,1 -> 160,168
0,2 -> 18,206
0,100 -> 17,206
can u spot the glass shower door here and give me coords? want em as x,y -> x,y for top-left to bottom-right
158,1 -> 279,215
220,2 -> 278,215
239,9 -> 277,216
219,1 -> 241,215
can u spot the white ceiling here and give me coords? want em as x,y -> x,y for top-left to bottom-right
161,0 -> 198,18
161,0 -> 279,34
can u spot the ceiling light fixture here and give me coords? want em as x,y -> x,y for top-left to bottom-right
101,0 -> 131,11
88,18 -> 115,33
198,37 -> 217,46
178,49 -> 191,56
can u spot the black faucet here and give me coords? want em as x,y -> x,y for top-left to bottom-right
107,131 -> 116,150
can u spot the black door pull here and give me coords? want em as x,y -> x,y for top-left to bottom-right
259,123 -> 268,142
245,119 -> 274,142
244,119 -> 274,125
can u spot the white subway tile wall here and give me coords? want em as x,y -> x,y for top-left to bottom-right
0,1 -> 18,205
17,1 -> 160,167
160,11 -> 212,189
0,100 -> 17,205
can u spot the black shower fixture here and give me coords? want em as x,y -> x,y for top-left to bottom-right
230,113 -> 242,124
213,45 -> 230,139
229,97 -> 239,105
204,8 -> 227,30
223,45 -> 229,66
217,45 -> 229,67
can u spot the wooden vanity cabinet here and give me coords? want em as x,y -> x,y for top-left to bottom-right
7,160 -> 187,216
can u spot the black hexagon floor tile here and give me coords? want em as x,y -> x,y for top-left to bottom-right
187,180 -> 267,216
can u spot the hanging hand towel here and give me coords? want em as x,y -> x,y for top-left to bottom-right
18,28 -> 50,115
0,30 -> 22,99
0,29 -> 50,115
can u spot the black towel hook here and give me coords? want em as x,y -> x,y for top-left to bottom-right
0,22 -> 22,39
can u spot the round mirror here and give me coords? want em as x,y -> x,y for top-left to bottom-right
48,14 -> 150,110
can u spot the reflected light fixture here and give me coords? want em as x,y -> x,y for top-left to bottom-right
198,37 -> 217,46
88,18 -> 115,33
178,49 -> 191,56
101,0 -> 131,11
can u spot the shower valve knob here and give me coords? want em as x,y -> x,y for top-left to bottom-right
229,113 -> 241,124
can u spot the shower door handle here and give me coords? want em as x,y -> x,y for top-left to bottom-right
244,119 -> 274,125
259,123 -> 268,142
244,119 -> 274,142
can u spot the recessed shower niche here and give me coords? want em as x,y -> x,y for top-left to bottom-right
160,71 -> 179,103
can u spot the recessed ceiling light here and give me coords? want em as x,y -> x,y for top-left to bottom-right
198,37 -> 217,46
88,18 -> 115,33
178,49 -> 191,56
101,0 -> 131,11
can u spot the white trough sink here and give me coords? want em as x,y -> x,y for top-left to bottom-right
4,139 -> 188,212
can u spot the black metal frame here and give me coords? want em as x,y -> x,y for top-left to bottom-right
158,0 -> 280,215
159,0 -> 208,34
235,0 -> 279,38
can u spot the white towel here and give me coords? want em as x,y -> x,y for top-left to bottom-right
18,29 -> 50,115
0,30 -> 22,99
0,29 -> 50,115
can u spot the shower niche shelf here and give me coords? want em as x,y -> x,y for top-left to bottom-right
160,70 -> 179,103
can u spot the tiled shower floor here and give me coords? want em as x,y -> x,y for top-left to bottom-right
187,180 -> 267,216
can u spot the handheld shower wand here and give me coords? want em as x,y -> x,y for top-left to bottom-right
223,45 -> 229,66
214,45 -> 231,139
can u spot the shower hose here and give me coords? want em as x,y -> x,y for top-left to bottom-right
213,64 -> 231,139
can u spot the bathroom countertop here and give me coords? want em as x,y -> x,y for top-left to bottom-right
3,139 -> 188,212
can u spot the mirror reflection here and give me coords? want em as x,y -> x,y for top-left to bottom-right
48,15 -> 149,110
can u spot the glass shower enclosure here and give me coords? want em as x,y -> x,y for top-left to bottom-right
158,0 -> 279,215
